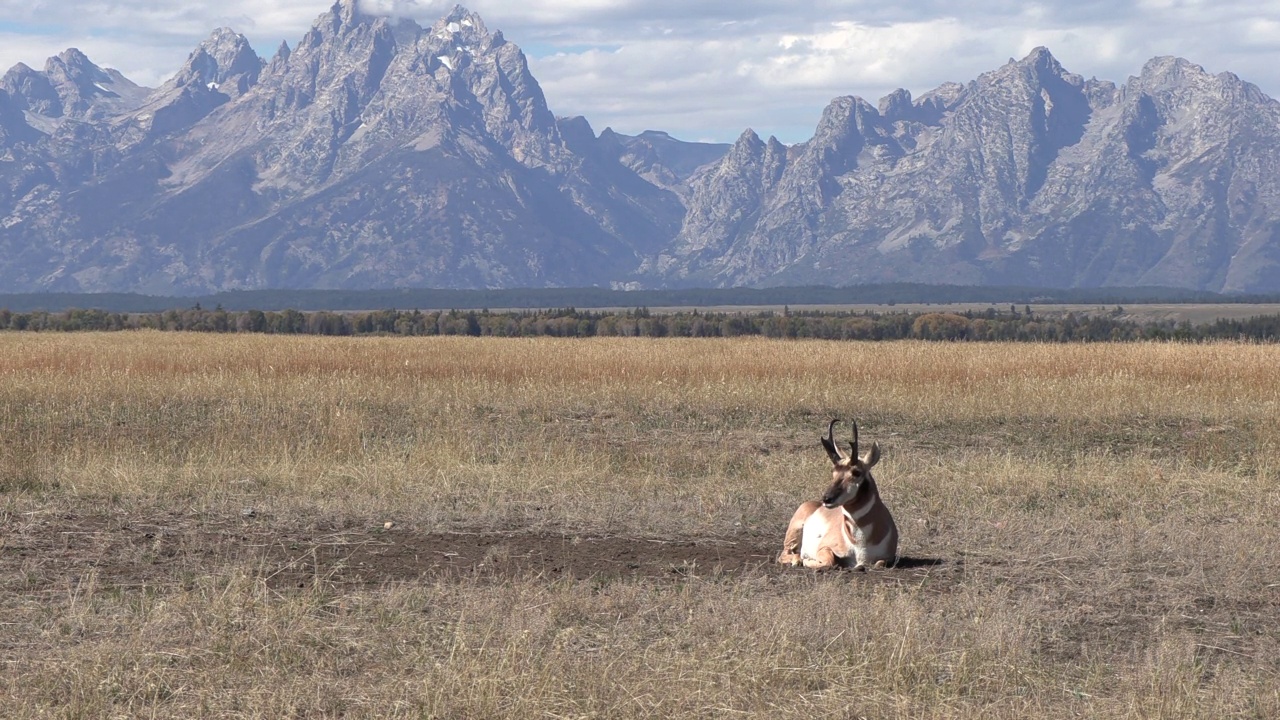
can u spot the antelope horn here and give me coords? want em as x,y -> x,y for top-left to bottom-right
826,418 -> 846,459
849,420 -> 860,460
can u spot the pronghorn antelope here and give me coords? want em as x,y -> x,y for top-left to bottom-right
777,419 -> 899,571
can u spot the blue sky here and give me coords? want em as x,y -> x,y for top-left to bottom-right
2,0 -> 1279,143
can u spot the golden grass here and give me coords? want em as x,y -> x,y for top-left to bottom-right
3,332 -> 1280,718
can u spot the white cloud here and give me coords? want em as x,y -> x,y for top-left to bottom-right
1,0 -> 1279,142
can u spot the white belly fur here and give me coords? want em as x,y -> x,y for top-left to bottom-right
802,507 -> 896,568
799,508 -> 852,564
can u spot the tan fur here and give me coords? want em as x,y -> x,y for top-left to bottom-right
776,500 -> 820,566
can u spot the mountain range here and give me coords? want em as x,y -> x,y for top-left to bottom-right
2,1 -> 1279,294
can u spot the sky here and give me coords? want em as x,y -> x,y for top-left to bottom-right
2,0 -> 1279,144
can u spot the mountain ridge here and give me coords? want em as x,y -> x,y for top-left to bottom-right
3,4 -> 1280,294
658,46 -> 1280,292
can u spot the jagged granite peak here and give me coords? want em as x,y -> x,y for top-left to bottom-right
1136,55 -> 1208,89
168,28 -> 263,96
557,114 -> 597,155
878,88 -> 913,122
4,13 -> 1280,296
2,49 -> 149,123
582,123 -> 729,198
1020,46 -> 1066,73
1127,54 -> 1270,107
44,48 -> 96,80
434,4 -> 493,38
113,32 -> 261,143
0,1 -> 686,293
242,0 -> 556,176
725,128 -> 766,164
878,86 -> 958,127
338,0 -> 360,23
936,44 -> 1092,208
620,129 -> 729,180
915,81 -> 965,119
810,96 -> 878,157
41,48 -> 150,120
0,62 -> 62,117
644,127 -> 787,277
659,47 -> 1280,292
267,41 -> 293,75
422,5 -> 559,162
659,98 -> 895,285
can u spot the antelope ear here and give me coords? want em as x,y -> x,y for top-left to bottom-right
860,441 -> 881,468
820,437 -> 843,464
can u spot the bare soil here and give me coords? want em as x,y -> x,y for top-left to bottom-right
2,509 -> 947,592
11,508 -> 1277,670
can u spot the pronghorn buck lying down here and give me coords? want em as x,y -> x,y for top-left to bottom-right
777,419 -> 900,571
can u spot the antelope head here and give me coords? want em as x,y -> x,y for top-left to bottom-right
819,419 -> 881,509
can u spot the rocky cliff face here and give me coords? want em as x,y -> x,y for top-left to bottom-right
658,48 -> 1280,292
2,5 -> 1280,294
1,49 -> 151,124
0,1 -> 690,293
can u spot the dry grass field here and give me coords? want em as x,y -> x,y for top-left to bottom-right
2,332 -> 1279,719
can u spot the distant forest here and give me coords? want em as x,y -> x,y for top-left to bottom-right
4,304 -> 1280,342
0,283 -> 1270,313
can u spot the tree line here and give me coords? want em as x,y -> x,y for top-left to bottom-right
0,282 -> 1261,314
3,305 -> 1280,342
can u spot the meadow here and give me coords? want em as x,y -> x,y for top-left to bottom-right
2,332 -> 1279,718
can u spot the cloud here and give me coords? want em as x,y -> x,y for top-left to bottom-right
356,0 -> 426,19
0,0 -> 324,85
1,0 -> 1279,142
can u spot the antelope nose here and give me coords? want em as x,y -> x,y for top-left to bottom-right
821,491 -> 840,507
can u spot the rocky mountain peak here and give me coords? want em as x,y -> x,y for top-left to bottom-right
557,114 -> 597,153
985,46 -> 1082,91
0,47 -> 149,121
1125,54 -> 1273,110
877,88 -> 914,122
168,28 -> 262,96
4,11 -> 1280,297
0,62 -> 60,116
297,0 -> 404,53
435,5 -> 491,36
45,48 -> 96,78
1137,55 -> 1206,87
337,0 -> 361,22
424,4 -> 504,68
917,82 -> 965,111
1019,46 -> 1062,73
726,128 -> 765,163
813,95 -> 878,140
319,0 -> 364,32
266,41 -> 292,74
42,48 -> 113,100
202,28 -> 261,69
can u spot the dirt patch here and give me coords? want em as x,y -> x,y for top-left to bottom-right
6,509 -> 1278,676
1,511 -> 949,592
